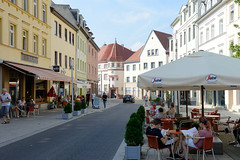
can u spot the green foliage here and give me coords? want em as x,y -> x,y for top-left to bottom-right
125,116 -> 144,146
235,0 -> 240,4
137,106 -> 145,123
156,97 -> 161,102
81,100 -> 86,109
64,103 -> 72,113
74,102 -> 81,111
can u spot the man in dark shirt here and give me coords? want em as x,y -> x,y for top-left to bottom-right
146,119 -> 181,158
233,119 -> 240,143
86,91 -> 90,107
102,92 -> 107,108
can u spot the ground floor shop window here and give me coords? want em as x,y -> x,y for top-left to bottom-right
36,80 -> 46,103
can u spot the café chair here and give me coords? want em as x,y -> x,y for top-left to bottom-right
146,135 -> 175,160
188,136 -> 215,160
161,121 -> 173,130
146,110 -> 150,116
28,106 -> 35,118
34,104 -> 41,115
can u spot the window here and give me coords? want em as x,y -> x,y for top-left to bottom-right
104,74 -> 108,80
54,52 -> 58,66
65,55 -> 67,68
23,0 -> 27,11
143,63 -> 148,69
206,28 -> 209,41
193,2 -> 196,13
180,15 -> 182,25
64,29 -> 67,41
133,64 -> 136,71
151,62 -> 155,69
219,19 -> 223,34
201,4 -> 205,16
59,24 -> 61,38
112,77 -> 114,81
230,5 -> 234,22
189,5 -> 191,17
10,24 -> 15,47
184,31 -> 186,45
72,34 -> 74,45
69,57 -> 72,69
147,50 -> 150,56
188,27 -> 191,42
151,49 -> 154,55
211,25 -> 215,38
180,34 -> 182,47
229,40 -> 234,56
184,12 -> 186,22
33,35 -> 37,54
59,53 -> 62,67
158,61 -> 163,67
200,32 -> 203,44
9,0 -> 15,3
117,63 -> 120,67
34,0 -> 37,17
104,64 -> 107,69
42,39 -> 46,56
22,30 -> 27,51
155,49 -> 158,55
111,63 -> 115,67
133,76 -> 136,82
126,65 -> 130,71
126,77 -> 130,82
42,4 -> 46,23
54,21 -> 57,36
193,25 -> 195,39
69,31 -> 71,44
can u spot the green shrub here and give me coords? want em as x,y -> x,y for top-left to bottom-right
74,102 -> 81,111
81,100 -> 86,109
137,106 -> 145,123
156,97 -> 161,102
64,103 -> 72,113
125,116 -> 144,146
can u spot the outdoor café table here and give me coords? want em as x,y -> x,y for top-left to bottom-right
169,130 -> 183,154
204,111 -> 214,115
161,118 -> 177,122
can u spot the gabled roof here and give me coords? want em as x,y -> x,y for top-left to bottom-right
98,43 -> 134,62
125,46 -> 144,63
153,30 -> 172,51
51,4 -> 78,30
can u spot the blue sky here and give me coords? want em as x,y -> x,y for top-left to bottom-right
53,0 -> 187,51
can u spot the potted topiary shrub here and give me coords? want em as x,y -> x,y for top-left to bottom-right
137,106 -> 145,123
62,103 -> 73,119
124,113 -> 143,160
155,97 -> 161,105
81,100 -> 87,114
73,102 -> 81,116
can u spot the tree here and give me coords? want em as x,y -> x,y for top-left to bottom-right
230,1 -> 240,58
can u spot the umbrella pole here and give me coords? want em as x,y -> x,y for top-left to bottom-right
201,85 -> 204,117
185,91 -> 188,117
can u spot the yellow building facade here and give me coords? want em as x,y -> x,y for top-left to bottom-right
0,0 -> 52,105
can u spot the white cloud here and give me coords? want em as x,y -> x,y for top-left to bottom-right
130,42 -> 144,51
111,11 -> 150,24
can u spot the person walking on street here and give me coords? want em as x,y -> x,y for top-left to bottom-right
86,91 -> 90,107
144,94 -> 148,106
91,92 -> 96,107
1,88 -> 11,124
102,92 -> 107,108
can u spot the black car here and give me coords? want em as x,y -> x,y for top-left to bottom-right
123,95 -> 135,103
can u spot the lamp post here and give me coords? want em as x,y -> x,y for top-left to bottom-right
71,59 -> 74,112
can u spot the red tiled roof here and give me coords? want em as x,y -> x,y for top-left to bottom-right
153,30 -> 172,51
98,43 -> 134,62
125,46 -> 144,63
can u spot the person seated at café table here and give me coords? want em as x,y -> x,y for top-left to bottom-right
26,99 -> 35,118
153,108 -> 166,119
160,102 -> 166,113
233,119 -> 240,143
150,103 -> 157,116
181,117 -> 212,160
146,119 -> 181,158
167,102 -> 176,118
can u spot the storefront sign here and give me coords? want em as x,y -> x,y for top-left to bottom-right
152,77 -> 162,84
206,74 -> 217,82
53,65 -> 60,72
21,53 -> 38,64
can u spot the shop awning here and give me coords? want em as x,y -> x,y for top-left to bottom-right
5,62 -> 72,82
76,81 -> 91,88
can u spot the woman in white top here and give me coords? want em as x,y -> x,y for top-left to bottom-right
167,102 -> 176,118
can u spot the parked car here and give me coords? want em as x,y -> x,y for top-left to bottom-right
123,95 -> 135,103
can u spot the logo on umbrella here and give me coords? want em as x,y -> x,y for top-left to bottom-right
152,77 -> 162,84
206,74 -> 217,82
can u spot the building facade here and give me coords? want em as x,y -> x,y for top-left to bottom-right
98,43 -> 134,98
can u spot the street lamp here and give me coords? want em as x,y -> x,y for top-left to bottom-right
71,59 -> 74,112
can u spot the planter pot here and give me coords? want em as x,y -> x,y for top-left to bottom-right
81,109 -> 87,114
125,145 -> 140,160
73,110 -> 81,116
62,113 -> 73,119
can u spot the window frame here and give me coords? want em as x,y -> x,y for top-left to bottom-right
22,30 -> 27,51
230,4 -> 234,22
34,0 -> 37,18
10,24 -> 15,47
33,35 -> 37,54
59,24 -> 62,38
42,39 -> 46,56
42,4 -> 46,23
23,0 -> 27,11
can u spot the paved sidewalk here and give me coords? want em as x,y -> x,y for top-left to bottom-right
0,99 -> 120,148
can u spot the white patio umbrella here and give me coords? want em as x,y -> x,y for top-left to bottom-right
138,51 -> 240,116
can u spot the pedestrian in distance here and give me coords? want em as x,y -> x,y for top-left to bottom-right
91,92 -> 96,107
86,91 -> 90,107
1,88 -> 11,124
144,94 -> 148,106
102,92 -> 107,108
